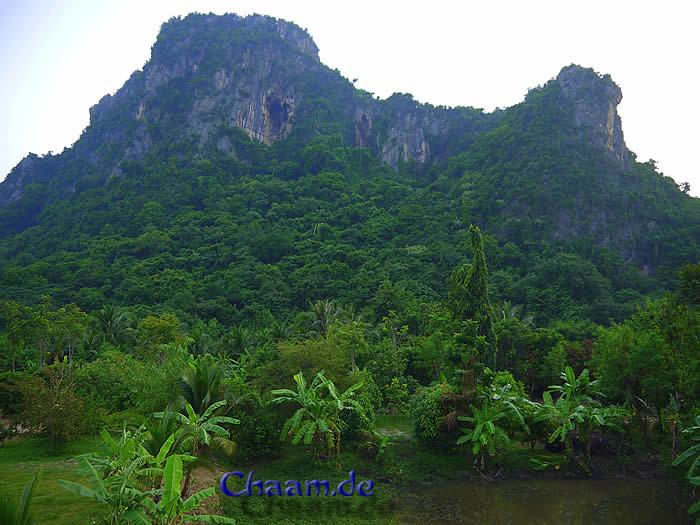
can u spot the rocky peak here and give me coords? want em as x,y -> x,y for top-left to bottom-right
83,13 -> 324,157
1,18 -> 639,211
556,64 -> 629,169
150,14 -> 320,64
273,18 -> 319,60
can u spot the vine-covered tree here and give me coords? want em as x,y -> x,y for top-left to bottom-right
448,225 -> 497,368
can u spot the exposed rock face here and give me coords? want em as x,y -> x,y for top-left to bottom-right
1,155 -> 38,203
78,13 -> 466,171
556,65 -> 629,169
379,113 -> 430,166
87,15 -> 316,154
354,109 -> 372,148
0,15 -> 633,207
233,87 -> 297,145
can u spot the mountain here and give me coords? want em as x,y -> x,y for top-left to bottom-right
0,13 -> 698,327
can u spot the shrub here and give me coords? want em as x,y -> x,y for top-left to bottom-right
383,377 -> 410,414
75,350 -> 181,413
409,382 -> 457,445
0,371 -> 32,416
17,366 -> 88,449
340,369 -> 380,443
231,394 -> 280,460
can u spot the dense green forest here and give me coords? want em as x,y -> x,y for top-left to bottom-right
0,12 -> 699,524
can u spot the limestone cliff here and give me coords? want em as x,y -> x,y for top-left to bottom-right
0,15 -> 631,208
556,65 -> 629,169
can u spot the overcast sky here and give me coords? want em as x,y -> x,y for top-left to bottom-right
1,0 -> 697,194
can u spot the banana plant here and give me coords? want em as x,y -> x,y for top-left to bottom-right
59,455 -> 153,524
271,370 -> 364,460
0,473 -> 38,525
537,367 -> 626,471
140,455 -> 236,524
80,428 -> 188,485
457,399 -> 517,471
673,415 -> 700,521
156,400 -> 239,457
61,454 -> 234,524
60,428 -> 197,523
155,400 -> 238,496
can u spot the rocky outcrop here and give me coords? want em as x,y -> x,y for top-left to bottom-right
556,65 -> 629,169
1,155 -> 38,204
0,16 -> 634,208
379,113 -> 430,166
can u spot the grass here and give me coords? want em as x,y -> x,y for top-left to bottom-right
375,414 -> 411,433
0,436 -> 105,525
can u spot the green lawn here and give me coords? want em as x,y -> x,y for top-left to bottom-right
0,437 -> 105,525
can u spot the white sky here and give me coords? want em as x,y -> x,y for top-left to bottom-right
0,0 -> 698,195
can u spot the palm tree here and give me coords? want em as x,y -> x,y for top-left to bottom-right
142,411 -> 185,458
92,305 -> 135,347
267,320 -> 292,342
271,371 -> 364,460
342,305 -> 363,323
0,473 -> 38,525
188,329 -> 214,356
308,299 -> 343,337
222,325 -> 252,357
179,355 -> 225,415
497,300 -> 534,326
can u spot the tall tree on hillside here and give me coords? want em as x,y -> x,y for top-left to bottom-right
52,304 -> 88,365
448,225 -> 497,368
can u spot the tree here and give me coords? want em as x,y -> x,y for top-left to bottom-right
326,320 -> 368,371
308,299 -> 344,337
448,225 -> 497,368
678,263 -> 700,306
179,355 -> 226,415
51,304 -> 88,365
92,305 -> 135,348
271,371 -> 365,460
0,302 -> 34,372
138,313 -> 186,361
17,366 -> 87,449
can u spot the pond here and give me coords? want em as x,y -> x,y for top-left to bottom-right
399,478 -> 690,524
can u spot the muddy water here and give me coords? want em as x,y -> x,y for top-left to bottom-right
399,479 -> 689,524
